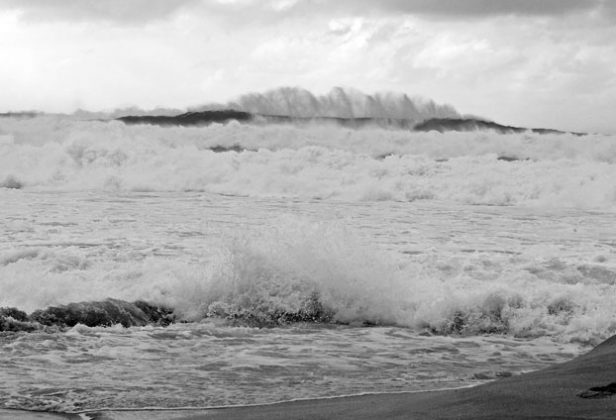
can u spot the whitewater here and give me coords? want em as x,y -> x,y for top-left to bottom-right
1,114 -> 615,416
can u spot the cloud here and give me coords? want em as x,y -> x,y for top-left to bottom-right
269,0 -> 605,22
1,0 -> 615,132
349,0 -> 600,17
0,0 -> 607,27
0,0 -> 201,24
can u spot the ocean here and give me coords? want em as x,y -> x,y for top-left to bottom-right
1,116 -> 615,417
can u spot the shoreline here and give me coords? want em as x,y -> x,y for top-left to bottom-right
0,385 -> 482,420
5,335 -> 616,419
192,334 -> 616,419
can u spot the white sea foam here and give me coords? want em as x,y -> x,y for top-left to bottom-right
1,116 -> 615,208
1,115 -> 615,342
1,204 -> 615,345
3,110 -> 614,413
170,218 -> 616,344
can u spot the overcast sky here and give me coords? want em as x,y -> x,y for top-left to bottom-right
1,0 -> 615,132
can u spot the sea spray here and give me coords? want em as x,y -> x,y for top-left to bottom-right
215,86 -> 459,121
1,206 -> 616,344
188,218 -> 616,343
191,218 -> 412,325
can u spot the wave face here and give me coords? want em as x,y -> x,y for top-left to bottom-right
205,86 -> 459,121
1,203 -> 615,346
1,115 -> 615,208
173,218 -> 616,344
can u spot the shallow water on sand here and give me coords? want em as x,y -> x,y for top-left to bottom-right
0,322 -> 582,413
1,191 -> 614,413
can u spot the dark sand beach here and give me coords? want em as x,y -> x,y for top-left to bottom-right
4,335 -> 616,420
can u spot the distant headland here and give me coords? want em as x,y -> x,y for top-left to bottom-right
0,87 -> 587,135
116,110 -> 584,136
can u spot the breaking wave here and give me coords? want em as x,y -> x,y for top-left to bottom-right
170,219 -> 616,345
222,86 -> 459,121
80,86 -> 459,122
2,217 -> 616,345
1,115 -> 615,208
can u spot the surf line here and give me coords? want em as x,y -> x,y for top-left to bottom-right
71,383 -> 481,417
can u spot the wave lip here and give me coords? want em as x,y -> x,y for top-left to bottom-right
105,86 -> 456,129
224,86 -> 459,121
0,299 -> 174,332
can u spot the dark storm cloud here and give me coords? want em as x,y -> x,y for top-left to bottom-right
598,0 -> 616,18
270,0 -> 609,22
348,0 -> 599,17
242,0 -> 611,26
0,0 -> 611,27
0,0 -> 200,24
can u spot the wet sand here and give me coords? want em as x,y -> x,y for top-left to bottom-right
5,335 -> 616,419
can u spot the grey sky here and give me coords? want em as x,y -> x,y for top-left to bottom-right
1,0 -> 615,132
0,0 -> 199,23
333,0 -> 601,17
0,0 -> 609,23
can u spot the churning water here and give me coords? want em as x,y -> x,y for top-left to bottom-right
1,116 -> 614,416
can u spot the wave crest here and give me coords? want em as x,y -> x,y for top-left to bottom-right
2,217 -> 616,345
202,86 -> 459,121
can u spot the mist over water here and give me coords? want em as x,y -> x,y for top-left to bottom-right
223,87 -> 459,120
73,86 -> 460,122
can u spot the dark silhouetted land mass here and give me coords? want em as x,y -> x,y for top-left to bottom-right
415,117 -> 585,135
117,110 -> 253,126
117,111 -> 416,129
116,111 -> 586,136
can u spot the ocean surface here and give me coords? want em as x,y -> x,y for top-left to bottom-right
1,116 -> 615,417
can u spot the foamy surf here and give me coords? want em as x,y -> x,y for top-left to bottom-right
0,321 -> 584,413
1,116 -> 615,207
1,113 -> 615,414
1,192 -> 615,345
